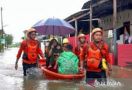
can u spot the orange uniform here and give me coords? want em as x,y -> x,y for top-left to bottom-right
86,42 -> 110,72
75,43 -> 88,61
16,40 -> 44,64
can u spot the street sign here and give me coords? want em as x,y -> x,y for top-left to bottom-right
0,38 -> 5,44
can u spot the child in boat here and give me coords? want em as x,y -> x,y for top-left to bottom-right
54,44 -> 79,74
53,44 -> 63,64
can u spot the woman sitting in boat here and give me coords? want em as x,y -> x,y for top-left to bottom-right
54,44 -> 79,74
45,38 -> 62,68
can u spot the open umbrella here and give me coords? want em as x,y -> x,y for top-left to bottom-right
32,18 -> 75,36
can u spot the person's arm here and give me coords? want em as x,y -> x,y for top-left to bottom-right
54,52 -> 63,70
74,47 -> 79,56
36,41 -> 45,59
38,47 -> 45,59
79,45 -> 88,69
15,41 -> 25,70
48,45 -> 54,57
53,60 -> 58,69
16,43 -> 24,60
105,44 -> 112,71
53,53 -> 61,69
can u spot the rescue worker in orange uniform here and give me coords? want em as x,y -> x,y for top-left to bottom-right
62,38 -> 70,51
86,28 -> 112,84
75,34 -> 88,71
15,28 -> 45,76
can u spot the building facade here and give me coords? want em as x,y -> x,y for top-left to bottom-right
65,0 -> 132,44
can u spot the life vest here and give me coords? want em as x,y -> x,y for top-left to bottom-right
27,41 -> 38,61
87,45 -> 102,71
75,43 -> 87,61
75,46 -> 83,58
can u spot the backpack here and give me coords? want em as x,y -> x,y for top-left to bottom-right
58,52 -> 79,74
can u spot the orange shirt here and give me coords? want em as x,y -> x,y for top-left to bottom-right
16,40 -> 44,64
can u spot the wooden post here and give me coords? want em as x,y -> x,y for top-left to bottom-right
90,0 -> 92,42
113,0 -> 118,65
75,19 -> 78,47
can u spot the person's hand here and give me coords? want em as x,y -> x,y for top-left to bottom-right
51,45 -> 54,49
79,67 -> 84,72
106,69 -> 112,77
108,65 -> 112,71
41,56 -> 46,60
15,63 -> 18,70
53,65 -> 57,70
43,57 -> 46,60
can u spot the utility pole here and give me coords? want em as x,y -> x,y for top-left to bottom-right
1,7 -> 3,38
89,0 -> 92,42
113,0 -> 118,65
0,7 -> 4,52
75,19 -> 78,47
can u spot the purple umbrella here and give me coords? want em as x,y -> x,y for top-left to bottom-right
32,18 -> 75,36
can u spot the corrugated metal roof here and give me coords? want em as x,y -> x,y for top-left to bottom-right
82,0 -> 132,17
65,0 -> 132,21
65,10 -> 89,22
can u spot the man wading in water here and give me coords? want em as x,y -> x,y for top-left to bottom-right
85,28 -> 112,85
15,28 -> 45,76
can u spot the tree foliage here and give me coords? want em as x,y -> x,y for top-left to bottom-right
5,34 -> 13,46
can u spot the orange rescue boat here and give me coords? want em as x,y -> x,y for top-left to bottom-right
39,59 -> 85,80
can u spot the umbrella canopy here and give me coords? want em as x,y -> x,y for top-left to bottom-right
32,18 -> 75,36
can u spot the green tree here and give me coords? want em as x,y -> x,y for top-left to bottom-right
0,35 -> 4,52
5,34 -> 13,48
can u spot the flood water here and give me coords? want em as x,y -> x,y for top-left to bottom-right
0,48 -> 132,90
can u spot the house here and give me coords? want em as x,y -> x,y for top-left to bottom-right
65,0 -> 132,44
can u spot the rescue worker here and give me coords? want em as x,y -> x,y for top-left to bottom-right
75,34 -> 88,70
86,28 -> 112,84
62,38 -> 69,51
15,28 -> 45,76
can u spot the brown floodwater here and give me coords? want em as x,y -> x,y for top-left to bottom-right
0,48 -> 132,90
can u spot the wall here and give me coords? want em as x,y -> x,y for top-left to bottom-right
118,44 -> 132,68
100,10 -> 132,45
100,10 -> 132,31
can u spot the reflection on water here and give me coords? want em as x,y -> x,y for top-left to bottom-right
22,78 -> 39,90
0,48 -> 132,90
46,81 -> 84,90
